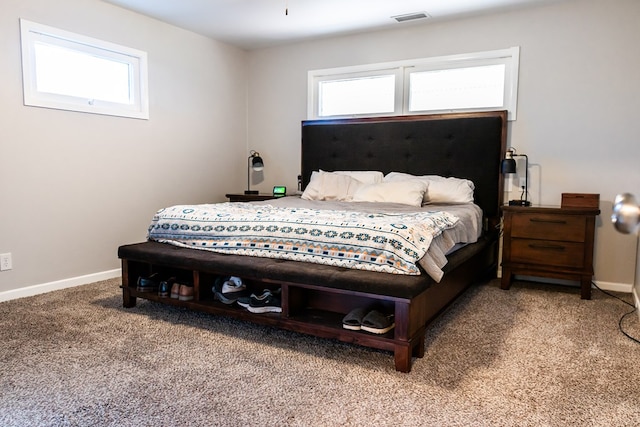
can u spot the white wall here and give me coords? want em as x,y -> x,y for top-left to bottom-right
0,0 -> 248,294
2,0 -> 638,296
246,0 -> 640,288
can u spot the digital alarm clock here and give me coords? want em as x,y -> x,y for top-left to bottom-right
273,186 -> 286,197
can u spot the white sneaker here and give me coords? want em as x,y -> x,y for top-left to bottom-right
221,276 -> 244,293
216,276 -> 248,304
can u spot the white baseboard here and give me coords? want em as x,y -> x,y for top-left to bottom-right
0,269 -> 121,302
593,280 -> 633,294
496,268 -> 633,294
633,287 -> 640,323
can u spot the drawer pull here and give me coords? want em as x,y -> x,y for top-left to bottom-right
529,218 -> 567,224
528,243 -> 566,251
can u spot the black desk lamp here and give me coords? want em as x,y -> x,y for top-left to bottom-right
501,148 -> 530,206
245,150 -> 264,195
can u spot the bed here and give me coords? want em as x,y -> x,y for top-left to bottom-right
118,110 -> 507,372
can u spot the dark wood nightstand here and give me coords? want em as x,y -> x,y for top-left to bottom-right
225,193 -> 274,202
501,205 -> 600,299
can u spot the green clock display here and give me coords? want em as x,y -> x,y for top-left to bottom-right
273,186 -> 286,197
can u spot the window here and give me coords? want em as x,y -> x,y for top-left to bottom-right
408,64 -> 505,112
308,47 -> 519,120
319,74 -> 396,117
20,19 -> 149,119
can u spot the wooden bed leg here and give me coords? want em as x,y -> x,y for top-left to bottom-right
121,259 -> 137,308
123,289 -> 137,308
412,334 -> 425,358
394,344 -> 412,373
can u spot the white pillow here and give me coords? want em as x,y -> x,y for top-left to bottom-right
352,180 -> 428,207
323,170 -> 383,185
301,170 -> 364,201
300,171 -> 323,200
383,172 -> 475,204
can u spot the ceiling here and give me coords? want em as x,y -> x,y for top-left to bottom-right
102,0 -> 561,50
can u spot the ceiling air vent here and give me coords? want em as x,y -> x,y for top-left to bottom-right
392,12 -> 430,23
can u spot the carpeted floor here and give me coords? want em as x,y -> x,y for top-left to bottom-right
1,278 -> 639,426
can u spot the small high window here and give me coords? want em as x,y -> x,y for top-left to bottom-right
20,19 -> 149,119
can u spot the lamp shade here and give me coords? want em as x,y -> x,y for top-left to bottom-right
251,155 -> 264,171
501,158 -> 516,174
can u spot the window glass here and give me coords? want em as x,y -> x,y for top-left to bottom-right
33,42 -> 132,104
409,64 -> 505,112
319,75 -> 395,117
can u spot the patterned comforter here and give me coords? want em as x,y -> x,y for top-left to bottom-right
147,202 -> 461,276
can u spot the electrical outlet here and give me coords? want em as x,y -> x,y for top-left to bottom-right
0,253 -> 12,271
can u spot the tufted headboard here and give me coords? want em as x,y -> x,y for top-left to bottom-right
300,110 -> 508,229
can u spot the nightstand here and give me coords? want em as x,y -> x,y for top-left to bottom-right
501,205 -> 600,299
225,193 -> 274,202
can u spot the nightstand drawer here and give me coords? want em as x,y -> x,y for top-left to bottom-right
510,238 -> 585,268
511,213 -> 586,242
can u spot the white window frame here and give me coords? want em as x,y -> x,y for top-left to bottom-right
20,19 -> 149,120
308,47 -> 519,121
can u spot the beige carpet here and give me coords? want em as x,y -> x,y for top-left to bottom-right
1,278 -> 639,426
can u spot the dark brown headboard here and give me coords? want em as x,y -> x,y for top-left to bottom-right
300,110 -> 508,228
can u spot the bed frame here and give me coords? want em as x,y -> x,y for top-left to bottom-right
118,110 -> 507,372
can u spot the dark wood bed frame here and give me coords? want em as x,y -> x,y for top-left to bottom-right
118,110 -> 507,372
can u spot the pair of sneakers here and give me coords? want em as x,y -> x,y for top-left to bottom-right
237,288 -> 282,313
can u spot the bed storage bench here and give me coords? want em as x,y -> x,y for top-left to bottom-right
119,235 -> 497,372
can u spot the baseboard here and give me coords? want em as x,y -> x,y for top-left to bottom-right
633,287 -> 640,323
0,269 -> 121,302
593,280 -> 633,294
501,274 -> 633,294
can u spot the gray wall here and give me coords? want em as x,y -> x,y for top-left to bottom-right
1,0 -> 638,295
246,0 -> 640,289
0,0 -> 247,294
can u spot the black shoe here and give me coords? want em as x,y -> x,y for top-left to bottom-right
237,289 -> 272,309
247,290 -> 282,313
158,277 -> 175,297
137,273 -> 160,292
